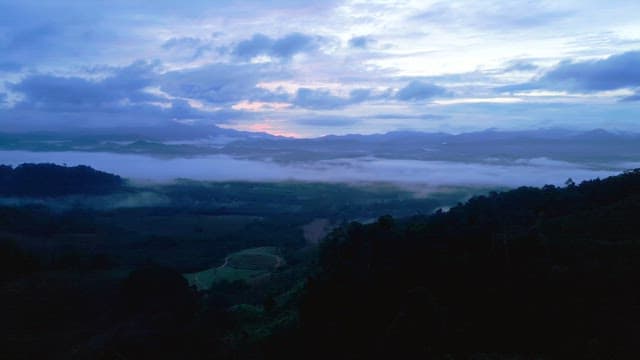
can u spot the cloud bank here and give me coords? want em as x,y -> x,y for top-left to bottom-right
0,151 -> 622,189
1,1 -> 640,136
233,33 -> 321,61
501,51 -> 640,93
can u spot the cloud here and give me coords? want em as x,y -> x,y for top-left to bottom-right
502,60 -> 538,72
294,88 -> 350,109
272,33 -> 318,58
0,4 -> 137,70
233,34 -> 272,60
295,115 -> 359,127
349,88 -> 371,102
160,63 -> 289,105
164,99 -> 246,123
293,88 -> 374,110
622,93 -> 640,102
0,61 -> 23,72
291,82 -> 449,109
290,87 -> 391,110
161,37 -> 212,60
0,1 -> 336,70
1,1 -> 639,136
395,81 -> 448,101
542,51 -> 640,91
500,51 -> 640,93
348,36 -> 374,49
233,32 -> 320,61
1,61 -> 253,129
0,100 -> 247,131
369,113 -> 448,121
416,101 -> 640,132
412,1 -> 572,30
9,61 -> 159,111
1,58 -> 296,130
5,23 -> 59,51
162,37 -> 204,50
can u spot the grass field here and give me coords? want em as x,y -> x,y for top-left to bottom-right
99,213 -> 262,238
184,246 -> 284,290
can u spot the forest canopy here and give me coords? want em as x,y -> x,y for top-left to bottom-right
0,163 -> 124,197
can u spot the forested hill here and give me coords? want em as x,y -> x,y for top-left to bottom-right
0,163 -> 124,197
286,170 -> 640,359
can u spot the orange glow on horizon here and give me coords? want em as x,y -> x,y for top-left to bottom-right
223,121 -> 302,138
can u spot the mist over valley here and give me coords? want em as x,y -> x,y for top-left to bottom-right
3,1 -> 640,358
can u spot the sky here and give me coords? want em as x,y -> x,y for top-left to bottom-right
1,0 -> 640,138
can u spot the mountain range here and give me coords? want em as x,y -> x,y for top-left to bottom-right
1,125 -> 639,167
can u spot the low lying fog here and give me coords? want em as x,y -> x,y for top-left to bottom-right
0,151 -> 625,188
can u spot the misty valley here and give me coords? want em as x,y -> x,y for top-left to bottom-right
2,162 -> 640,359
1,163 -> 477,358
3,1 -> 640,358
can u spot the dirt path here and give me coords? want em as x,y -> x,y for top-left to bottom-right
302,218 -> 335,245
271,254 -> 284,268
221,253 -> 283,270
218,256 -> 230,269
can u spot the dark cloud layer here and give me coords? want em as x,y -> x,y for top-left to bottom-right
0,3 -> 132,69
348,36 -> 374,49
500,51 -> 640,93
160,63 -> 289,105
293,88 -> 373,109
294,88 -> 351,109
295,115 -> 359,127
0,62 -> 23,72
10,61 -> 158,111
369,113 -> 447,120
233,33 -> 320,60
0,1 -> 332,68
0,100 -> 247,131
2,59 -> 287,130
162,37 -> 212,60
622,93 -> 640,102
2,61 -> 252,129
395,81 -> 448,101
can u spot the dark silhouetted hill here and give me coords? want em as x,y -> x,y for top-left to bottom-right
284,169 -> 640,359
0,163 -> 124,197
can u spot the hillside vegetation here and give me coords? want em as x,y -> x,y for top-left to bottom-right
2,165 -> 640,359
290,170 -> 640,359
0,163 -> 124,197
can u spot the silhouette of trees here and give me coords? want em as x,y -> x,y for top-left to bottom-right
120,265 -> 198,318
295,169 -> 640,359
0,163 -> 124,197
0,239 -> 39,282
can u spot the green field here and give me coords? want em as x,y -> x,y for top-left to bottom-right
184,246 -> 284,290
